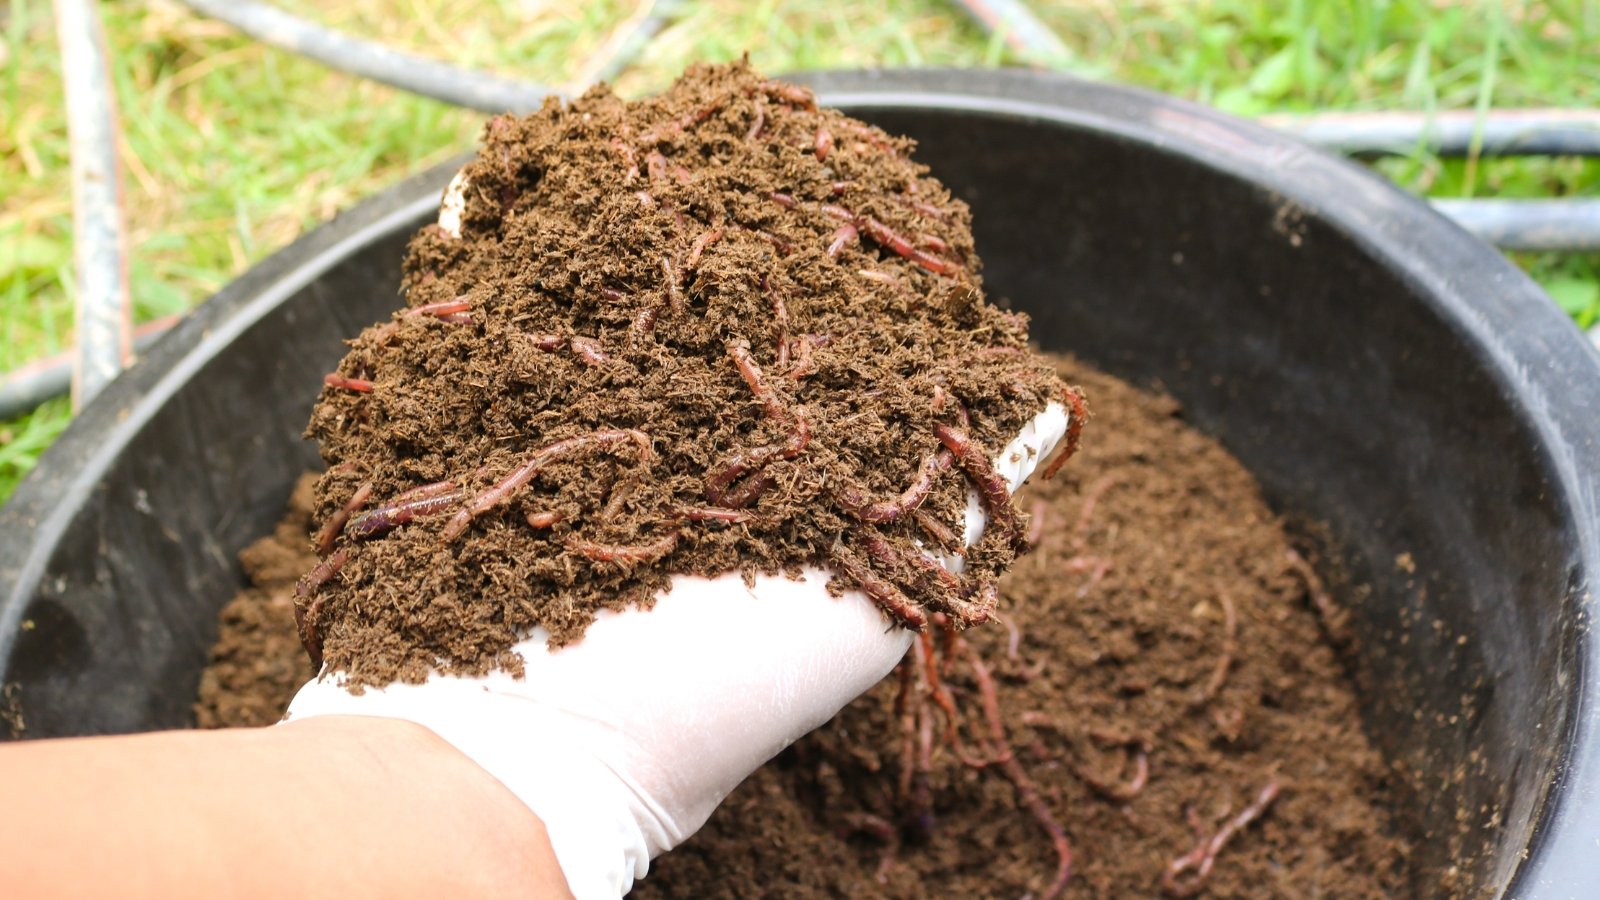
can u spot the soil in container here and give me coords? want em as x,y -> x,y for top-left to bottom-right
197,355 -> 1410,897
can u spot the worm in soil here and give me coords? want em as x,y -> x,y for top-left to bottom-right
1200,592 -> 1239,701
346,488 -> 464,540
570,530 -> 681,566
314,481 -> 374,555
294,546 -> 351,668
323,374 -> 373,393
1161,779 -> 1282,897
833,450 -> 949,524
1042,386 -> 1090,480
933,422 -> 1025,547
443,429 -> 653,541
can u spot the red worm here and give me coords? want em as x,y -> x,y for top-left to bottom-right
293,546 -> 351,668
860,217 -> 954,274
687,226 -> 724,269
830,543 -> 927,629
768,191 -> 796,209
815,126 -> 833,161
403,298 -> 471,318
1161,780 -> 1282,897
827,224 -> 858,257
933,423 -> 1024,546
570,336 -> 608,366
527,334 -> 565,352
525,510 -> 563,529
314,481 -> 373,555
571,530 -> 680,565
1042,386 -> 1090,480
673,506 -> 755,523
661,255 -> 683,314
323,374 -> 373,393
443,430 -> 652,541
347,489 -> 463,539
834,451 -> 950,523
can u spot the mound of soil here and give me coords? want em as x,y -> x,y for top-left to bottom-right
301,61 -> 1075,688
197,356 -> 1410,897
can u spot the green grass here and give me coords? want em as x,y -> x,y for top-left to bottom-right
2,0 -> 1596,501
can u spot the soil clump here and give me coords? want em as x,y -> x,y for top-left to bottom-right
198,357 -> 1410,896
301,61 -> 1075,688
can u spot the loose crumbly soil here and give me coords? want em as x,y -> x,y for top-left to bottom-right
302,61 -> 1072,688
198,358 -> 1410,897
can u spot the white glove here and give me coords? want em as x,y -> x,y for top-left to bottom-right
293,174 -> 1071,897
286,402 -> 1066,898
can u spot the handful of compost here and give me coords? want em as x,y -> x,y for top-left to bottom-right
287,63 -> 1085,898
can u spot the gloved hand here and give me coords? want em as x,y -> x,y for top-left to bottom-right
290,173 -> 1074,898
286,401 -> 1067,898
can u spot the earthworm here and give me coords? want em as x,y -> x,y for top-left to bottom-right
1074,739 -> 1151,802
704,433 -> 807,504
646,150 -> 668,183
860,217 -> 954,274
745,227 -> 792,256
437,313 -> 472,324
815,126 -> 833,161
687,226 -> 724,269
314,481 -> 373,555
911,508 -> 963,555
760,80 -> 815,109
820,203 -> 853,223
768,191 -> 796,209
933,423 -> 1024,546
712,473 -> 774,509
920,233 -> 950,254
294,546 -> 350,668
1071,474 -> 1121,550
707,344 -> 811,500
402,298 -> 471,318
785,336 -> 814,380
323,374 -> 373,393
827,224 -> 858,257
914,629 -> 989,767
834,450 -> 950,523
660,255 -> 683,315
672,506 -> 754,523
1026,498 -> 1050,547
443,429 -> 653,541
763,277 -> 789,365
838,811 -> 896,844
632,305 -> 659,337
392,480 -> 456,504
612,136 -> 639,183
958,635 -> 1073,898
1201,592 -> 1239,701
1042,387 -> 1090,480
525,510 -> 563,529
571,530 -> 680,566
745,99 -> 767,140
347,489 -> 464,539
570,336 -> 608,366
1161,779 -> 1282,897
831,542 -> 927,629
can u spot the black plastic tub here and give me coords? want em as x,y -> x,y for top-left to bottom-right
2,70 -> 1598,897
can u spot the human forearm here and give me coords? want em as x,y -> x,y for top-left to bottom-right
0,716 -> 572,899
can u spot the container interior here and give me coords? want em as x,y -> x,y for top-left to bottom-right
2,87 -> 1585,897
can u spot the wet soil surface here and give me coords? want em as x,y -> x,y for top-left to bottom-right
199,357 -> 1409,897
301,61 -> 1072,688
